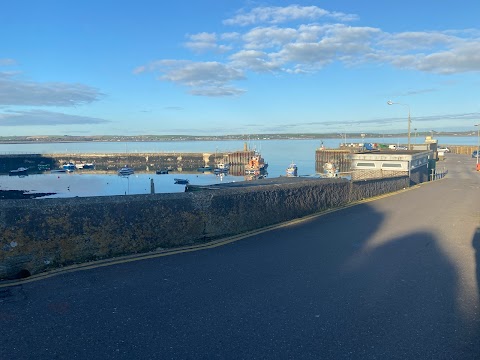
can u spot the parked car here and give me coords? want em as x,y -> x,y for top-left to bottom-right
472,150 -> 479,158
438,147 -> 450,152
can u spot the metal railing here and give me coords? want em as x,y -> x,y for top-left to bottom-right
430,167 -> 448,181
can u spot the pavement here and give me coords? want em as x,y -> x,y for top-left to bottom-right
1,154 -> 480,359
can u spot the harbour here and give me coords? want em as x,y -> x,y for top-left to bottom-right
0,136 -> 477,198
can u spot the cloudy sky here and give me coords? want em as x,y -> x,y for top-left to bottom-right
1,0 -> 480,136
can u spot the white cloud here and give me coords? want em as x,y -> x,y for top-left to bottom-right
378,31 -> 462,52
184,32 -> 232,53
223,5 -> 357,26
375,38 -> 480,74
0,109 -> 110,126
159,61 -> 244,86
134,60 -> 246,97
413,44 -> 480,74
242,26 -> 298,49
229,50 -> 281,72
0,58 -> 17,66
136,5 -> 480,97
189,86 -> 246,97
0,72 -> 104,106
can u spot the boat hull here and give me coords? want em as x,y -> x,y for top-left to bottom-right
9,167 -> 28,176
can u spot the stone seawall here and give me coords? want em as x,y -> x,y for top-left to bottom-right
0,176 -> 409,280
0,152 -> 225,174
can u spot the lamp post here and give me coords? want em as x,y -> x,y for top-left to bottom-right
475,124 -> 480,166
387,100 -> 411,150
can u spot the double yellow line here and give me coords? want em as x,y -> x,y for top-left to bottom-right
0,185 -> 417,288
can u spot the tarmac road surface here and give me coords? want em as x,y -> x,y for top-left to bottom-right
1,154 -> 480,359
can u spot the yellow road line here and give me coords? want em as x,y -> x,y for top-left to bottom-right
0,185 -> 417,288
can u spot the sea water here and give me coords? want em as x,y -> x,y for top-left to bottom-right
0,137 -> 475,198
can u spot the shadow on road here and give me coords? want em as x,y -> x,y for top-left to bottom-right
473,227 -> 480,296
0,203 -> 479,359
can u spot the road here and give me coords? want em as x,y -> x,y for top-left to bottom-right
1,154 -> 480,359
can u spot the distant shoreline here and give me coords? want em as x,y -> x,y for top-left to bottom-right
0,132 -> 475,144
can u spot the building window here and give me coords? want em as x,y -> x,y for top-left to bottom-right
381,163 -> 402,168
356,162 -> 376,167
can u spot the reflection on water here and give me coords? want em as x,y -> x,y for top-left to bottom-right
0,172 -> 245,199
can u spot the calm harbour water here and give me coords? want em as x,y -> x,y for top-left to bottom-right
0,136 -> 475,198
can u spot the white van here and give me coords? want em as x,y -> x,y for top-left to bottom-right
388,144 -> 397,150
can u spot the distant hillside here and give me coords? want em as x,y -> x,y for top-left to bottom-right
0,131 -> 475,143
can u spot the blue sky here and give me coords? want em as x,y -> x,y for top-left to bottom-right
1,0 -> 480,136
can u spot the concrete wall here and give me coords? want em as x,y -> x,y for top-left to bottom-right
0,176 -> 409,280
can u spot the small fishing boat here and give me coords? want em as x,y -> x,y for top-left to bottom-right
63,163 -> 76,171
118,165 -> 134,176
83,163 -> 95,170
286,163 -> 298,176
197,166 -> 212,172
174,178 -> 189,185
156,169 -> 169,174
9,167 -> 28,176
215,162 -> 230,170
51,169 -> 67,173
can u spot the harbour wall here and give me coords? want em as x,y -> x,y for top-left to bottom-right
0,152 -> 230,174
0,176 -> 409,280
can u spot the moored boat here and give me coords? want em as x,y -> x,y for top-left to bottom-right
9,167 -> 28,176
156,169 -> 169,174
244,152 -> 268,175
214,161 -> 230,174
118,165 -> 134,176
197,166 -> 212,172
63,163 -> 75,171
286,163 -> 298,176
174,178 -> 189,185
323,162 -> 338,177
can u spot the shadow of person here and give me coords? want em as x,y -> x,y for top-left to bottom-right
328,231 -> 462,358
473,227 -> 480,299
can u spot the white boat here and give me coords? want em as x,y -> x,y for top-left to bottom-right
118,165 -> 134,176
63,163 -> 75,171
215,162 -> 230,170
76,163 -> 95,170
286,163 -> 298,176
9,167 -> 28,176
323,162 -> 338,177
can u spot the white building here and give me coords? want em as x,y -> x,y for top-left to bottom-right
350,150 -> 432,184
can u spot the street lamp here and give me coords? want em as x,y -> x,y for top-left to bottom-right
387,100 -> 411,150
475,124 -> 480,166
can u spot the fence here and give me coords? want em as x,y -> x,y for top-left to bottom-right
430,167 -> 448,181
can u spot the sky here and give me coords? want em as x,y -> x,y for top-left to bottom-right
1,0 -> 480,136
